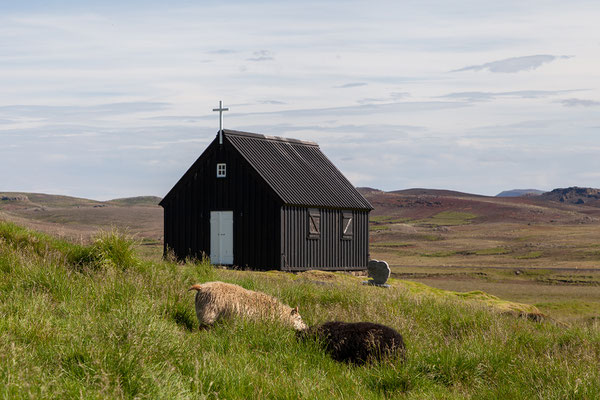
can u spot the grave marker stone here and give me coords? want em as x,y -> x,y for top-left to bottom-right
363,259 -> 391,287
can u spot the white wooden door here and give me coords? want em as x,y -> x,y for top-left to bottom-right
210,211 -> 234,265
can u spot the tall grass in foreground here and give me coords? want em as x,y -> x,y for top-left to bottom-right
0,221 -> 599,399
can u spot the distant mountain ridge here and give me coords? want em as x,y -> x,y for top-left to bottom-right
0,192 -> 161,209
390,188 -> 486,198
496,189 -> 546,197
541,187 -> 600,205
357,187 -> 485,198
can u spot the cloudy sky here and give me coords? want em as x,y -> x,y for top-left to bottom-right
2,0 -> 599,200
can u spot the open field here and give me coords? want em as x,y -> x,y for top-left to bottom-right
371,222 -> 600,268
364,189 -> 600,323
2,189 -> 600,323
1,221 -> 599,398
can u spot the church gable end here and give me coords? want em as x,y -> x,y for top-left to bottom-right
161,135 -> 282,268
161,128 -> 371,271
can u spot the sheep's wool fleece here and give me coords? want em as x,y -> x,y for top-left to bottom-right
191,281 -> 306,330
304,321 -> 406,364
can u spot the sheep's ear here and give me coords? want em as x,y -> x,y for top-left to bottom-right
291,306 -> 299,315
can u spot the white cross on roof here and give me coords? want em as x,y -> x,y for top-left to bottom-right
212,100 -> 229,144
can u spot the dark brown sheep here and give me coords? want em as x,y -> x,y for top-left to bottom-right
299,321 -> 406,365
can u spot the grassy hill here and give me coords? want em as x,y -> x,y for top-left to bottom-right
0,192 -> 103,211
106,196 -> 162,207
0,192 -> 163,242
359,187 -> 600,224
1,221 -> 599,398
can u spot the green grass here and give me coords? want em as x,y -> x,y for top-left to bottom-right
421,251 -> 457,258
1,221 -> 600,399
535,301 -> 600,318
416,211 -> 478,226
585,250 -> 600,259
371,242 -> 413,248
473,247 -> 511,256
369,216 -> 411,232
370,216 -> 411,224
396,280 -> 543,318
419,234 -> 444,242
515,251 -> 544,260
370,224 -> 391,231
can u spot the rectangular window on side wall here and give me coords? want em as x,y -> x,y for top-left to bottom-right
342,211 -> 353,239
216,163 -> 226,178
308,209 -> 320,239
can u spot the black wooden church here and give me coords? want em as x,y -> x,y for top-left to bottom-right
160,124 -> 373,271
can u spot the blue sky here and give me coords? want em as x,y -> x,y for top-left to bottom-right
1,0 -> 599,200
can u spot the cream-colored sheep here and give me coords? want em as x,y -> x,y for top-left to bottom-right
188,281 -> 307,331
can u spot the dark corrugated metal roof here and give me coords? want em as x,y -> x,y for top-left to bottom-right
224,129 -> 373,210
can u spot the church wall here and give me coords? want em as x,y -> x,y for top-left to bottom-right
281,206 -> 369,271
162,136 -> 282,269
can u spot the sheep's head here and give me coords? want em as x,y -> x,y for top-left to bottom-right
290,306 -> 308,331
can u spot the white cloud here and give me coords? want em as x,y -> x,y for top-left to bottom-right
440,89 -> 585,102
334,83 -> 368,89
1,1 -> 599,198
452,55 -> 572,73
247,50 -> 274,62
559,98 -> 600,107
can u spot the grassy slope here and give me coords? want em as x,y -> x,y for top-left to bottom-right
106,196 -> 162,207
1,222 -> 599,399
370,218 -> 600,268
0,192 -> 163,242
0,192 -> 103,208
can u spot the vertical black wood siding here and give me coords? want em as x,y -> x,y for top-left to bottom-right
280,206 -> 369,271
162,138 -> 282,269
162,132 -> 371,271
